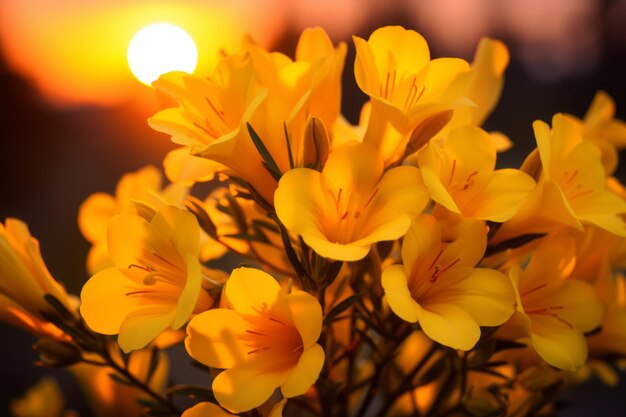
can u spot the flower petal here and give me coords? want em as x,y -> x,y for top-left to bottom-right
530,318 -> 588,371
280,343 -> 325,398
118,308 -> 174,352
185,309 -> 249,369
382,264 -> 419,323
182,402 -> 235,417
287,291 -> 322,348
80,268 -> 140,335
213,366 -> 283,412
224,268 -> 281,315
417,303 -> 481,350
432,268 -> 515,327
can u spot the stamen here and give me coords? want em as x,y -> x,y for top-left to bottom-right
245,329 -> 265,336
125,290 -> 156,297
152,252 -> 175,267
404,77 -> 417,110
206,98 -> 226,122
128,264 -> 152,272
428,249 -> 444,272
247,347 -> 270,355
520,283 -> 547,298
449,160 -> 457,186
363,188 -> 380,209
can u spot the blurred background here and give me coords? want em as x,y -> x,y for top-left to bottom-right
1,0 -> 626,415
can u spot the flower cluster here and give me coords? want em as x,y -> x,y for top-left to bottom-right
3,25 -> 626,417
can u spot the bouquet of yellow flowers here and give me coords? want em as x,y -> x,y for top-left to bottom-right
3,25 -> 626,417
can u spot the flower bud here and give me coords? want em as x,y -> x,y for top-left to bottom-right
404,110 -> 454,158
34,338 -> 82,367
302,116 -> 330,169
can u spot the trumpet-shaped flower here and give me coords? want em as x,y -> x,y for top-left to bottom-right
0,218 -> 74,339
185,267 -> 324,412
78,165 -> 188,274
494,114 -> 626,243
275,141 -> 428,261
353,26 -> 473,165
503,236 -> 603,370
565,91 -> 626,174
382,214 -> 515,350
80,206 -> 214,352
448,38 -> 509,129
418,125 -> 535,222
150,29 -> 346,204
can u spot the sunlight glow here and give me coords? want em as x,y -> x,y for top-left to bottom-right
127,23 -> 198,85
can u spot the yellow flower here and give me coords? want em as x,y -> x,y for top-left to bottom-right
185,267 -> 324,412
418,125 -> 535,222
78,165 -> 188,274
0,218 -> 74,339
275,141 -> 428,261
182,399 -> 286,417
565,91 -> 626,174
494,114 -> 626,243
181,402 -> 236,417
502,235 -> 603,371
353,26 -> 473,165
449,37 -> 509,129
80,206 -> 214,352
587,273 -> 626,358
150,29 -> 346,204
382,214 -> 515,350
10,377 -> 75,417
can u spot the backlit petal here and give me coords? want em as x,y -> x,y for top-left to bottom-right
382,264 -> 419,323
280,343 -> 325,398
287,291 -> 322,348
185,309 -> 249,369
224,268 -> 281,315
417,303 -> 481,350
213,366 -> 283,412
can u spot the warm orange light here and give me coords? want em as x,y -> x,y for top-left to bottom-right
127,23 -> 198,85
0,1 -> 288,106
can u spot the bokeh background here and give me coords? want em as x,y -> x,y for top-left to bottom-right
1,0 -> 626,415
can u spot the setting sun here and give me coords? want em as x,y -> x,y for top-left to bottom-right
127,22 -> 198,85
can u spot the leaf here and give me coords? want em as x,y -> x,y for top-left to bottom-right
185,196 -> 218,239
108,372 -> 132,386
43,294 -> 75,321
484,233 -> 545,257
324,293 -> 362,324
284,122 -> 295,170
247,122 -> 282,181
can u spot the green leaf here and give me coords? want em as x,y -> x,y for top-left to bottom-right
484,233 -> 545,257
247,122 -> 282,181
108,372 -> 132,386
284,122 -> 295,170
324,293 -> 362,324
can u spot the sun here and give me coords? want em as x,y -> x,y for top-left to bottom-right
127,23 -> 198,86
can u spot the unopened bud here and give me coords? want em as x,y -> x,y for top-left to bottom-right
303,116 -> 330,169
132,200 -> 157,222
34,338 -> 81,367
405,110 -> 454,157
